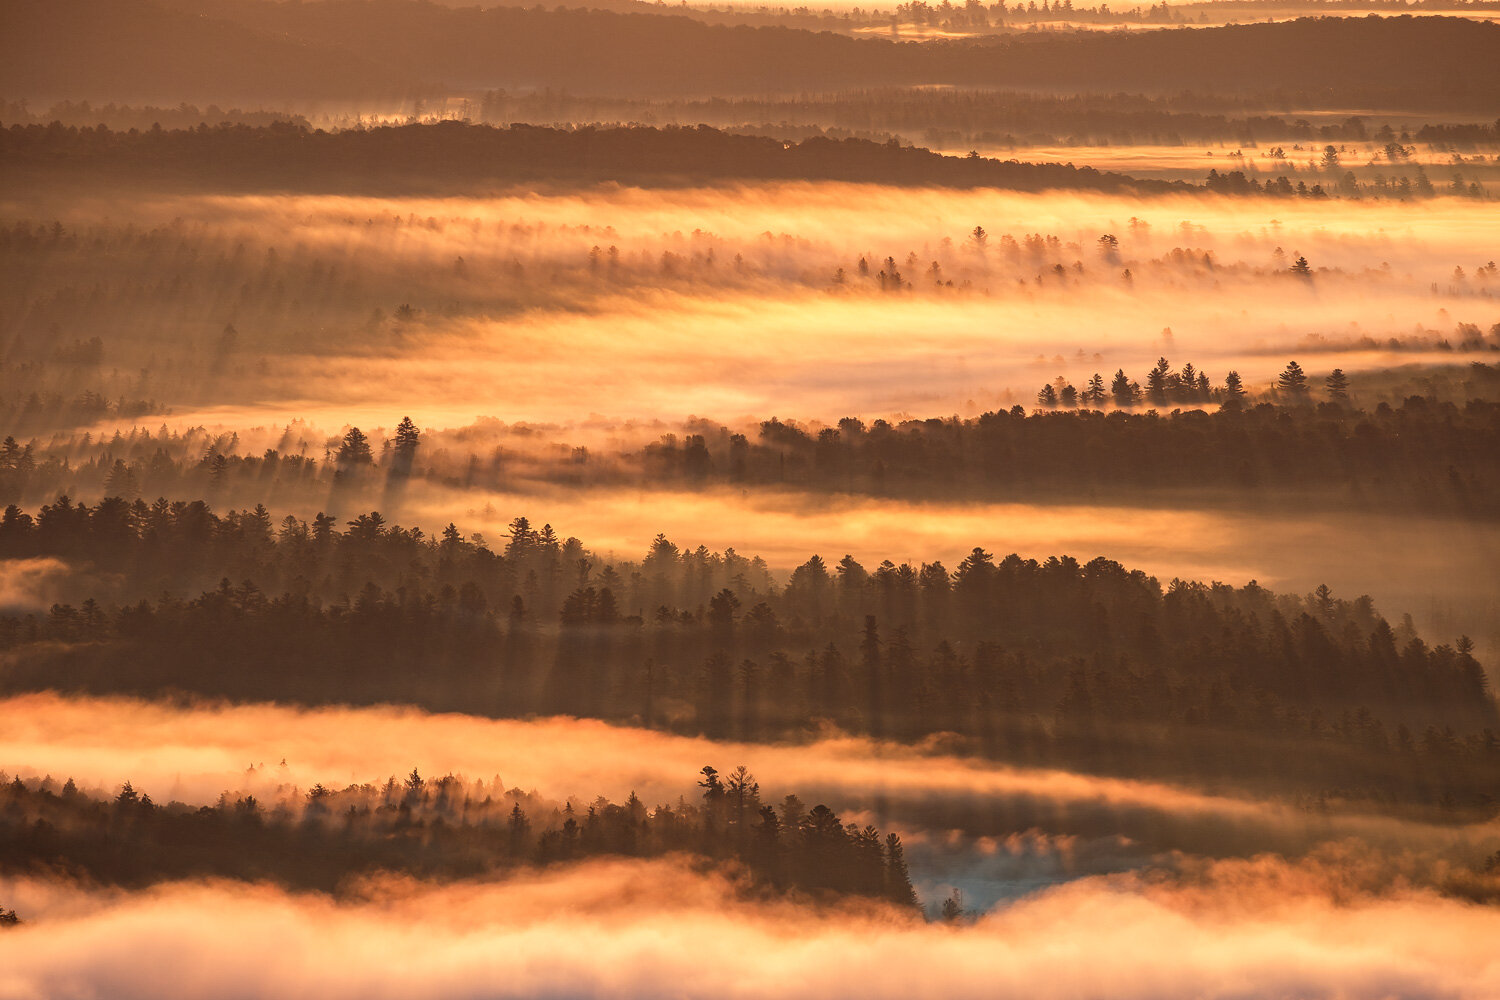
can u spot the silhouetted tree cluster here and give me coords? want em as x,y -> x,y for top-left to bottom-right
0,496 -> 1493,810
674,393 -> 1500,516
5,385 -> 1500,521
1205,169 -> 1329,197
0,121 -> 1179,195
0,766 -> 915,905
474,90 -> 1414,149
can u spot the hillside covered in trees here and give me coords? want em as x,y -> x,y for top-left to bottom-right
0,495 -> 1492,811
5,377 -> 1498,520
0,765 -> 917,904
0,121 -> 1179,194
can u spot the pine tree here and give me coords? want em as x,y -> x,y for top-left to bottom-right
1277,361 -> 1309,398
1146,357 -> 1171,405
104,459 -> 139,500
884,833 -> 919,907
391,416 -> 420,473
1084,372 -> 1106,406
1325,368 -> 1350,400
1222,370 -> 1246,409
336,427 -> 373,466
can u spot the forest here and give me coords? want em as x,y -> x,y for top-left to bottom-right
473,90 -> 1440,146
0,493 -> 1492,811
0,765 -> 918,903
0,121 -> 1179,194
4,369 -> 1499,518
9,95 -> 1496,156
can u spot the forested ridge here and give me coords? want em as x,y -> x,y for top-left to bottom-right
0,122 -> 1177,194
10,0 -> 1500,105
0,495 -> 1493,811
9,95 -> 1496,151
0,765 -> 918,904
646,392 -> 1500,514
4,386 -> 1499,518
473,89 -> 1469,147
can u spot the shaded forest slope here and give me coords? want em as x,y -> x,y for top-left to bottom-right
6,1 -> 1500,107
0,766 -> 918,905
1,496 -> 1493,810
0,122 -> 1179,194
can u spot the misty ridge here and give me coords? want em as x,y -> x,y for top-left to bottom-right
3,203 -> 1495,440
250,0 -> 1500,37
10,208 -> 1493,344
9,689 -> 1500,865
9,118 -> 1496,199
5,744 -> 1500,921
0,763 -> 920,906
0,490 -> 1495,812
9,1 -> 1500,104
6,378 -> 1500,517
489,0 -> 1500,35
9,94 -> 1500,172
0,121 -> 1186,196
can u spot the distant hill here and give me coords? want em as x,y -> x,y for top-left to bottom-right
0,120 -> 1185,194
0,0 -> 414,103
179,2 -> 1500,101
6,0 -> 1500,107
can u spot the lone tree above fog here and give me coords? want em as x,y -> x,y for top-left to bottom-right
1083,373 -> 1107,407
1277,361 -> 1310,398
391,417 -> 421,475
1325,368 -> 1350,400
1145,357 -> 1171,406
336,427 -> 374,466
1222,370 -> 1246,409
1097,233 -> 1120,264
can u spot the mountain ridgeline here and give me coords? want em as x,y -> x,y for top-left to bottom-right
0,495 -> 1493,812
0,121 -> 1177,194
0,765 -> 919,905
6,1 -> 1500,106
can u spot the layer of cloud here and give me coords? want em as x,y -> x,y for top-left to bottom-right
4,693 -> 1496,862
1,854 -> 1499,999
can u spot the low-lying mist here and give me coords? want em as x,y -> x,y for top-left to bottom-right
5,692 -> 1497,861
3,852 -> 1500,999
5,186 -> 1495,434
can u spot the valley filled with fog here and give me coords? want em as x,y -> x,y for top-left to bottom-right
2,1 -> 1499,996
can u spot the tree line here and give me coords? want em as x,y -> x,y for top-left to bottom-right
0,121 -> 1179,195
0,495 -> 1493,811
654,390 -> 1500,515
0,765 -> 917,906
10,376 -> 1497,522
474,89 -> 1419,148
